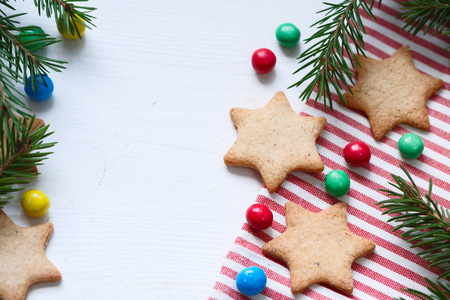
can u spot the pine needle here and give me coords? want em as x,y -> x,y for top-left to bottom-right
378,165 -> 450,299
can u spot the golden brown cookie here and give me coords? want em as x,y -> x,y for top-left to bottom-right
342,45 -> 444,140
224,91 -> 326,193
262,202 -> 375,295
0,210 -> 61,300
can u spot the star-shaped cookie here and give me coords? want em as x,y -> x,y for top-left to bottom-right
224,91 -> 326,193
343,45 -> 444,140
0,210 -> 61,300
262,202 -> 375,295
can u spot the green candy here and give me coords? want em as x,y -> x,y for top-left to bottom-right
19,27 -> 46,52
398,133 -> 424,159
325,170 -> 350,197
275,23 -> 300,47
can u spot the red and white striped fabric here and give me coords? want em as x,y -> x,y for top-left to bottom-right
210,1 -> 450,299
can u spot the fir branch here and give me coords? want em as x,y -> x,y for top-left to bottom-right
33,0 -> 96,38
289,0 -> 380,111
378,165 -> 450,278
0,8 -> 67,123
378,165 -> 450,299
399,0 -> 450,37
0,115 -> 56,208
397,278 -> 450,300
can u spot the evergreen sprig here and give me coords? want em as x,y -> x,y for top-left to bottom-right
0,116 -> 56,207
289,0 -> 380,111
378,165 -> 450,299
399,0 -> 450,37
0,1 -> 96,207
33,0 -> 96,38
397,278 -> 450,300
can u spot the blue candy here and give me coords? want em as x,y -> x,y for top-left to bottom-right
24,74 -> 54,101
236,266 -> 267,296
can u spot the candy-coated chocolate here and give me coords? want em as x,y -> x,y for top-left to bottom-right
251,48 -> 276,74
325,170 -> 350,197
246,203 -> 273,230
236,266 -> 267,296
398,133 -> 424,159
24,74 -> 54,101
276,23 -> 300,47
19,27 -> 46,52
343,141 -> 371,167
57,14 -> 86,39
21,189 -> 50,217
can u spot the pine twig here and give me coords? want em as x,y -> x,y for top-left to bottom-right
397,278 -> 450,300
378,165 -> 450,299
0,115 -> 56,208
33,0 -> 97,39
289,0 -> 380,111
399,0 -> 450,37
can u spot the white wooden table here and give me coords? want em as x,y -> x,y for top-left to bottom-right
4,1 -> 338,299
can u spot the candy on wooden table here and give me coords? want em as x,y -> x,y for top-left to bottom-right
18,27 -> 46,52
21,189 -> 50,217
24,74 -> 54,101
275,23 -> 300,47
251,48 -> 276,74
57,14 -> 86,39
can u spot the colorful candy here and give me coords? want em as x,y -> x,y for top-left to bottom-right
24,74 -> 54,101
276,23 -> 300,47
21,189 -> 50,217
251,48 -> 276,74
325,170 -> 350,197
236,266 -> 267,296
19,27 -> 46,52
398,133 -> 424,159
343,141 -> 371,167
246,203 -> 273,230
57,14 -> 86,39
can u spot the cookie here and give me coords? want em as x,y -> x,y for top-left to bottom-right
0,210 -> 61,300
342,45 -> 444,140
224,91 -> 326,193
262,202 -> 375,295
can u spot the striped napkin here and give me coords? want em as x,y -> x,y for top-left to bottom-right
210,1 -> 450,299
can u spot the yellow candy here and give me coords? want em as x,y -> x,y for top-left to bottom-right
57,14 -> 86,39
21,189 -> 50,217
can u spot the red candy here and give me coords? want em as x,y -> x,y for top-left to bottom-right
251,48 -> 276,74
343,141 -> 371,167
246,204 -> 273,230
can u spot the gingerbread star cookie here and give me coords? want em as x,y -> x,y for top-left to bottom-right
343,45 -> 444,140
224,91 -> 326,193
262,202 -> 375,295
0,210 -> 61,300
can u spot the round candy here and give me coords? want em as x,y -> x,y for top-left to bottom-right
343,141 -> 371,167
325,170 -> 350,197
24,74 -> 54,101
19,27 -> 46,52
398,133 -> 424,159
57,14 -> 86,39
276,23 -> 301,47
246,203 -> 273,230
251,48 -> 276,74
21,189 -> 50,217
236,266 -> 267,296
